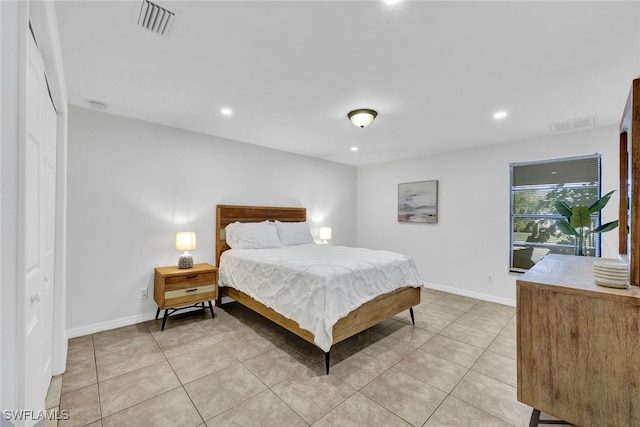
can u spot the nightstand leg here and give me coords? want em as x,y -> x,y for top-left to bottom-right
161,310 -> 169,331
208,300 -> 215,318
409,307 -> 415,325
324,351 -> 331,375
155,307 -> 160,320
529,409 -> 541,427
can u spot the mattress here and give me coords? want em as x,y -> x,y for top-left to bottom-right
219,244 -> 423,351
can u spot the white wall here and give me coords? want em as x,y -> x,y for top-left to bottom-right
66,106 -> 357,336
67,106 -> 621,330
356,126 -> 620,305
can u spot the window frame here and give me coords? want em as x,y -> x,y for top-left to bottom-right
509,154 -> 602,273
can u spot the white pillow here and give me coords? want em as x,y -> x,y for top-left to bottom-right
225,222 -> 239,248
274,221 -> 315,246
225,221 -> 282,249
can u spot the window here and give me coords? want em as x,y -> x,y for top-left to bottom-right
510,154 -> 601,272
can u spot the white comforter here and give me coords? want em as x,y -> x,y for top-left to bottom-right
219,244 -> 423,351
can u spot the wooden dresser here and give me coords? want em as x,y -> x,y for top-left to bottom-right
516,254 -> 640,427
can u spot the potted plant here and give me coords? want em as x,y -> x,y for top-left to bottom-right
555,190 -> 618,256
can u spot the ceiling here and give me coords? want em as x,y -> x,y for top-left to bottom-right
54,1 -> 640,166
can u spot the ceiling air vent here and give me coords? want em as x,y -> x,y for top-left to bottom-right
549,116 -> 596,133
136,0 -> 176,36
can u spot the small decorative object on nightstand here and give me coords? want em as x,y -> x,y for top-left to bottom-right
154,263 -> 218,330
176,231 -> 196,269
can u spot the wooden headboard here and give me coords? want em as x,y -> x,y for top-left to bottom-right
215,205 -> 307,266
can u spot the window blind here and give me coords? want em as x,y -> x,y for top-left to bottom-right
512,156 -> 599,187
509,154 -> 602,272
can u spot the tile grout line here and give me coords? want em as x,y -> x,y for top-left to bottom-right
438,310 -> 520,427
55,291 -> 525,426
387,299 -> 521,426
164,313 -> 304,426
414,299 -> 484,425
149,319 -> 208,427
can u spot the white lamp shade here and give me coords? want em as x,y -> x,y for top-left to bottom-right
176,232 -> 196,251
319,227 -> 332,241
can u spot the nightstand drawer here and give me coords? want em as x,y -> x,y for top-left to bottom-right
165,284 -> 216,300
165,272 -> 215,288
164,285 -> 216,307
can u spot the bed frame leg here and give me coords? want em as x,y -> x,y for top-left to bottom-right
409,307 -> 415,325
325,351 -> 331,375
208,300 -> 215,318
161,310 -> 169,331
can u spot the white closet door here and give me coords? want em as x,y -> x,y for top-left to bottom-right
23,28 -> 57,419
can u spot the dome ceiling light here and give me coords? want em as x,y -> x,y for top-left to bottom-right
348,109 -> 377,128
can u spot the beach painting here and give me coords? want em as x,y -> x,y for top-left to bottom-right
398,180 -> 438,223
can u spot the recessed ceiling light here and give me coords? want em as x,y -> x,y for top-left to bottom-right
384,0 -> 402,4
351,146 -> 359,152
493,111 -> 508,119
221,108 -> 233,116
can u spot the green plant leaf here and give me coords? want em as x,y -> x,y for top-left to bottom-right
556,218 -> 578,236
555,201 -> 573,219
588,190 -> 616,213
589,220 -> 619,234
570,205 -> 591,228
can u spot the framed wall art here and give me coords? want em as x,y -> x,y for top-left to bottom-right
398,180 -> 438,223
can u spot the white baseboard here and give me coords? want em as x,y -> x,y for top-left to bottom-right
66,311 -> 158,339
220,295 -> 234,304
422,281 -> 516,307
66,288 -> 512,339
66,298 -> 237,339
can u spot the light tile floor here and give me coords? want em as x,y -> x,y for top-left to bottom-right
46,288 -> 541,427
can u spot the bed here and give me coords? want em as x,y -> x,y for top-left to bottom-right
215,204 -> 422,373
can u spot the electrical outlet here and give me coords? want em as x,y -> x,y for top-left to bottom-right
488,274 -> 494,284
139,288 -> 148,299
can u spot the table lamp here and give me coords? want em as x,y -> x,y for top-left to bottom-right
176,232 -> 196,269
319,227 -> 332,244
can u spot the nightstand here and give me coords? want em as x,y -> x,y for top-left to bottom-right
153,263 -> 218,330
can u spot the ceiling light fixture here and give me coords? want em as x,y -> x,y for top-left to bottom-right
348,109 -> 377,128
351,146 -> 359,152
493,111 -> 508,119
221,108 -> 233,116
384,0 -> 402,4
